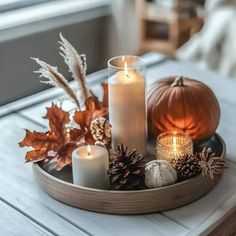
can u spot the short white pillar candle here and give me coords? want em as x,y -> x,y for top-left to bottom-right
72,145 -> 109,189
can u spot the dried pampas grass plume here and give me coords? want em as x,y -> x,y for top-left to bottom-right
31,57 -> 80,109
59,33 -> 90,105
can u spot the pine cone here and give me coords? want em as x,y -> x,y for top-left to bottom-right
108,144 -> 145,190
198,147 -> 226,180
90,117 -> 111,147
175,154 -> 201,181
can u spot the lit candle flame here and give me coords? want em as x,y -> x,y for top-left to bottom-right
87,145 -> 91,156
124,61 -> 130,78
173,132 -> 177,152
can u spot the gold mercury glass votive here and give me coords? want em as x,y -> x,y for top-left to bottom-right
156,132 -> 193,162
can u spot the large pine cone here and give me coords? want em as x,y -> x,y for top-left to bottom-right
175,154 -> 201,181
108,144 -> 145,190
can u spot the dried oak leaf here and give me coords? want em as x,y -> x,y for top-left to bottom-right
19,104 -> 83,170
101,82 -> 108,108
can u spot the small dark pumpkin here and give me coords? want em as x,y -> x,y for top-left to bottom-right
147,76 -> 220,143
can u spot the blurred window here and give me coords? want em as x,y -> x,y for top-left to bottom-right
0,0 -> 57,13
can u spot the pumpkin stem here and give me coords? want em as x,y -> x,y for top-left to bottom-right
171,76 -> 184,87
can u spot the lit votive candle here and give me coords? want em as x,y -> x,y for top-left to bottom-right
72,145 -> 109,189
156,132 -> 193,162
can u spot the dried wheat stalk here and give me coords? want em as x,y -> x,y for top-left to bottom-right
59,33 -> 90,107
32,57 -> 80,109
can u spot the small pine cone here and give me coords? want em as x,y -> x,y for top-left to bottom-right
90,117 -> 111,146
198,147 -> 226,180
108,144 -> 145,190
175,154 -> 201,181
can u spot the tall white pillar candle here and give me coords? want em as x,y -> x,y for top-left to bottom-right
72,145 -> 109,189
108,56 -> 146,156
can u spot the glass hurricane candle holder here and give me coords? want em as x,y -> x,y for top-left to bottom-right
108,55 -> 147,156
156,132 -> 193,162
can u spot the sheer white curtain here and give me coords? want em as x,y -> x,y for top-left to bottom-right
109,0 -> 140,56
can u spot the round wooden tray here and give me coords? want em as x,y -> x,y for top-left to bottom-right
32,134 -> 226,214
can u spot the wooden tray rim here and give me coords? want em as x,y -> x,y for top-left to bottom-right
32,134 -> 226,214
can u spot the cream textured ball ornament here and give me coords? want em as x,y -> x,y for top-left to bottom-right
145,160 -> 177,188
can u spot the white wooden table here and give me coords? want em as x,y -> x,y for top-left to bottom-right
1,53 -> 236,236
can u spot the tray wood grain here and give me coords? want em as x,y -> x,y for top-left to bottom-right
32,134 -> 225,214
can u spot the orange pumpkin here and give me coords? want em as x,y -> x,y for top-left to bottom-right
147,76 -> 220,143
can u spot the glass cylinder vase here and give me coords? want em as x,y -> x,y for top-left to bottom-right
108,55 -> 147,156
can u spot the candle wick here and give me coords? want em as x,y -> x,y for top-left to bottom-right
87,145 -> 92,157
125,73 -> 130,79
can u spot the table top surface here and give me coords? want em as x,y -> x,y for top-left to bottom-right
1,53 -> 236,236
